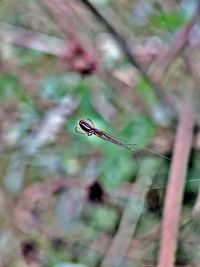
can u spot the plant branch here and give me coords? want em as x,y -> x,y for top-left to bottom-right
158,92 -> 195,267
149,7 -> 200,83
80,0 -> 171,109
100,158 -> 162,267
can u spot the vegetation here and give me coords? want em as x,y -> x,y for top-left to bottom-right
0,1 -> 200,267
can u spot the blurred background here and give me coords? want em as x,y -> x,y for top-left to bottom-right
0,0 -> 200,266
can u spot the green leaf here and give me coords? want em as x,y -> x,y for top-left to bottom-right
150,10 -> 186,31
101,153 -> 137,189
0,74 -> 19,100
86,206 -> 118,231
123,114 -> 156,148
137,78 -> 158,108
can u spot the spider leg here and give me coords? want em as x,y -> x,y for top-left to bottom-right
87,119 -> 96,127
75,127 -> 94,137
76,110 -> 86,120
75,127 -> 88,135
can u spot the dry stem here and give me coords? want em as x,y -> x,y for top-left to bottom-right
158,94 -> 195,267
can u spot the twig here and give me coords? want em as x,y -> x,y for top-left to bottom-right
149,6 -> 200,83
158,92 -> 195,267
186,51 -> 200,219
146,4 -> 200,111
80,0 -> 145,73
80,0 -> 200,114
80,0 -> 170,108
0,23 -> 66,57
40,0 -> 75,36
41,0 -> 97,74
100,158 -> 162,267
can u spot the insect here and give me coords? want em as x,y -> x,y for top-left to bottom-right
75,112 -> 171,161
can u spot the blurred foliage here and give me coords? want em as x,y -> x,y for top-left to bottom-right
0,0 -> 200,267
150,10 -> 186,31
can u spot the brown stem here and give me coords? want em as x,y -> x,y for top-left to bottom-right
100,158 -> 162,267
149,13 -> 200,84
158,93 -> 195,267
80,0 -> 172,110
0,23 -> 66,57
80,0 -> 200,114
